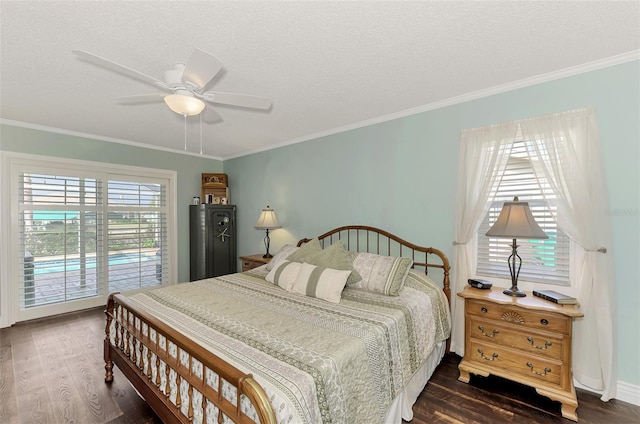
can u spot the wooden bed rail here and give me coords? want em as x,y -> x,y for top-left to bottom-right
105,293 -> 277,424
297,225 -> 451,305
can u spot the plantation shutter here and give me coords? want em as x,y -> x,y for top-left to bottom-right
476,140 -> 571,285
106,178 -> 168,291
18,171 -> 169,310
19,172 -> 104,307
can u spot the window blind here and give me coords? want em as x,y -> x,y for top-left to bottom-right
18,172 -> 169,309
476,141 -> 571,285
19,173 -> 103,307
106,179 -> 168,291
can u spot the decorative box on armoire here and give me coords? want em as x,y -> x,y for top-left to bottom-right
189,204 -> 237,281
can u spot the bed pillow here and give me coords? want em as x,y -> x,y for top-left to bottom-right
285,237 -> 322,263
266,244 -> 300,271
289,240 -> 361,285
351,253 -> 413,296
265,260 -> 302,291
292,262 -> 350,303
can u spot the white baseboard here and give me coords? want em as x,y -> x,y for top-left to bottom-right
616,380 -> 640,406
574,379 -> 640,406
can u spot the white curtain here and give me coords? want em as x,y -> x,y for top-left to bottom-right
450,122 -> 518,353
521,108 -> 617,400
453,108 -> 616,400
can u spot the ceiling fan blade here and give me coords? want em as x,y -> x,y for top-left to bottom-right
202,106 -> 223,123
182,48 -> 224,91
72,50 -> 169,90
116,94 -> 165,104
202,91 -> 272,110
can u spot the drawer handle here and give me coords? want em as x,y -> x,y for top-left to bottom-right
481,307 -> 488,313
527,336 -> 552,350
540,319 -> 549,325
477,349 -> 498,361
526,362 -> 552,376
478,325 -> 499,338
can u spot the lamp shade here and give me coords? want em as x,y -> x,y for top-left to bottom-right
164,93 -> 206,116
255,206 -> 281,230
485,197 -> 548,239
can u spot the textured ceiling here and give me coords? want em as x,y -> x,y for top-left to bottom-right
1,1 -> 638,159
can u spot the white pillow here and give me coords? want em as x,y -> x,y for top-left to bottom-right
292,262 -> 351,304
266,244 -> 299,271
265,260 -> 302,291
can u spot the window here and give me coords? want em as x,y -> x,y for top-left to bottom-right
106,179 -> 168,292
454,109 -> 615,399
5,154 -> 175,322
476,139 -> 571,285
20,173 -> 103,306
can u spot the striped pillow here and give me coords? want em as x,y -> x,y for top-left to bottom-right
265,260 -> 303,291
292,262 -> 351,304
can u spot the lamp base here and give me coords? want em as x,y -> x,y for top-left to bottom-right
503,239 -> 526,297
503,286 -> 527,297
262,229 -> 273,259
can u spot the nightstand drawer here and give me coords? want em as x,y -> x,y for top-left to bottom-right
467,299 -> 570,334
469,316 -> 564,360
240,254 -> 271,271
242,259 -> 263,271
469,339 -> 563,386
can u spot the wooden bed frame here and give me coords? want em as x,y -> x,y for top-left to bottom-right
104,225 -> 451,424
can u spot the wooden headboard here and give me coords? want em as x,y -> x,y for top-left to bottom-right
297,225 -> 451,305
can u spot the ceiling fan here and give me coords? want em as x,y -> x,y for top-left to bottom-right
72,48 -> 272,122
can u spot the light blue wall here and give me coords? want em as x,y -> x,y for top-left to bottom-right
0,125 -> 223,283
225,61 -> 640,387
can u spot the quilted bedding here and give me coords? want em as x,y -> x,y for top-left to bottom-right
127,267 -> 450,424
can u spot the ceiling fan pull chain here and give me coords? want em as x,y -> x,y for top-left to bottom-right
200,113 -> 203,155
184,114 -> 187,151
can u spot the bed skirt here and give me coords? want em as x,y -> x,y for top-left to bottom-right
384,341 -> 446,423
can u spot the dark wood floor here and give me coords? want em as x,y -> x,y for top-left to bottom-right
1,307 -> 638,424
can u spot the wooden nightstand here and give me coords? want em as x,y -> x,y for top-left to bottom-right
457,286 -> 583,421
240,254 -> 272,271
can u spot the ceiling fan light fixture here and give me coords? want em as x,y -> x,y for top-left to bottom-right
164,93 -> 205,116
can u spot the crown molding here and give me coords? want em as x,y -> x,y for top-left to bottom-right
225,50 -> 639,160
3,50 -> 638,161
0,119 -> 224,161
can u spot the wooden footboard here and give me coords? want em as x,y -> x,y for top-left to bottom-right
104,293 -> 276,424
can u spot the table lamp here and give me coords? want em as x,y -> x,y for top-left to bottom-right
254,206 -> 281,258
485,196 -> 548,297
